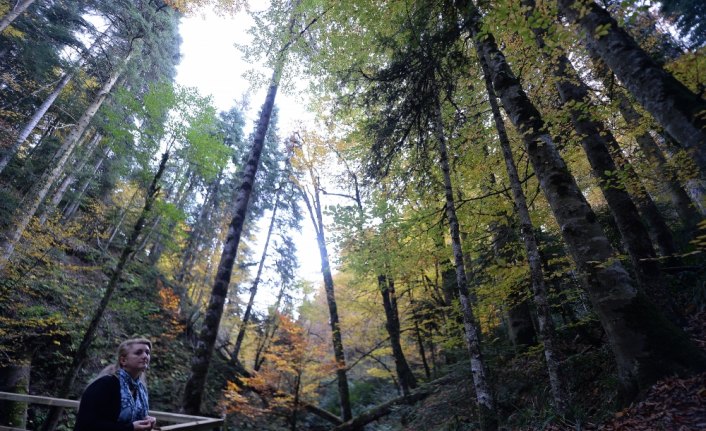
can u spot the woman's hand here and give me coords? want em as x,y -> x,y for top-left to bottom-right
132,419 -> 153,430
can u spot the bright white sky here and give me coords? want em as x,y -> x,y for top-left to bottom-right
175,8 -> 326,308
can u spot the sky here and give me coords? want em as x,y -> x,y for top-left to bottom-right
174,8 -> 326,307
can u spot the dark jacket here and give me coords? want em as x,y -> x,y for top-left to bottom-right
74,375 -> 133,431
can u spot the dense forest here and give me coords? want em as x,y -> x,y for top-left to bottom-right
0,0 -> 705,430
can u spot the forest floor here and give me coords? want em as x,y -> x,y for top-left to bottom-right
395,311 -> 706,431
581,311 -> 706,431
581,370 -> 706,430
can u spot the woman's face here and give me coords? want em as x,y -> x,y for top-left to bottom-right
120,343 -> 151,378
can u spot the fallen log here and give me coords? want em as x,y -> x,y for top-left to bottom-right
303,402 -> 343,425
332,374 -> 456,431
332,391 -> 429,431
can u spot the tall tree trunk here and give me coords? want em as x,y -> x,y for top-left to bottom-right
0,27 -> 110,175
683,180 -> 706,216
587,48 -> 702,231
0,353 -> 31,429
414,315 -> 431,380
39,132 -> 103,224
177,174 -> 221,285
478,47 -> 568,413
21,116 -> 59,162
290,372 -> 301,431
103,189 -> 140,251
378,275 -> 418,395
409,289 -> 432,380
181,66 -> 281,415
41,151 -> 169,431
480,159 -> 536,348
523,0 -> 676,317
433,90 -> 497,430
230,189 -> 280,365
0,73 -> 73,174
658,133 -> 706,216
335,162 -> 419,396
299,178 -> 353,421
0,0 -> 35,34
615,151 -> 680,258
489,221 -> 537,349
136,215 -> 162,259
146,172 -> 197,264
457,0 -> 706,402
631,121 -> 702,228
0,47 -> 132,271
253,284 -> 286,372
61,148 -> 107,221
557,0 -> 706,178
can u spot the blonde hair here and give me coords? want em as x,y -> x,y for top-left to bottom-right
95,338 -> 152,384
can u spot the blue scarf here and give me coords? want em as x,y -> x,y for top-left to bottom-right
116,368 -> 149,424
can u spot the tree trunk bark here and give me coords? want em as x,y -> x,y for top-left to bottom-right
378,275 -> 418,395
0,73 -> 73,174
489,221 -> 537,349
230,190 -> 280,364
683,180 -> 706,215
136,215 -> 162,259
0,353 -> 31,429
103,189 -> 140,251
0,0 -> 35,33
458,0 -> 706,402
433,91 -> 497,430
0,27 -> 110,175
62,148 -> 107,221
658,133 -> 706,216
252,279 -> 288,372
409,289 -> 432,380
146,172 -> 197,264
290,372 -> 301,431
477,46 -> 568,413
299,179 -> 353,421
331,136 -> 419,396
557,0 -> 706,178
39,132 -> 103,224
0,47 -> 132,271
506,296 -> 536,349
41,151 -> 169,431
254,312 -> 279,372
20,116 -> 58,163
587,47 -> 701,232
632,124 -> 702,228
181,66 -> 281,415
523,0 -> 677,319
177,174 -> 221,285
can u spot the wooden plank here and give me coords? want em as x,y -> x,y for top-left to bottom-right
159,418 -> 223,431
150,411 -> 215,423
0,426 -> 27,431
0,392 -> 78,409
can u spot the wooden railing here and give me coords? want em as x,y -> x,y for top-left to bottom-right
0,391 -> 223,431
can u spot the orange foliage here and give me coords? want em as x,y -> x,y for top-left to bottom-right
155,280 -> 184,340
221,315 -> 331,422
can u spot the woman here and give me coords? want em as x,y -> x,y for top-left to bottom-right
74,338 -> 157,431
